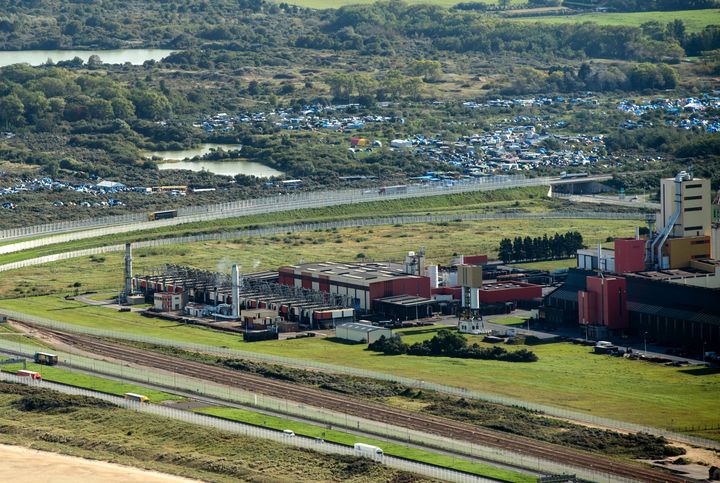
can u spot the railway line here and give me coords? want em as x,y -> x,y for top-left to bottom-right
35,325 -> 688,483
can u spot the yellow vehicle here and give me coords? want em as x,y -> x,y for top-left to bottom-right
124,392 -> 149,403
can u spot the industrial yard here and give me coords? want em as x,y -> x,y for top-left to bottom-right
0,171 -> 718,483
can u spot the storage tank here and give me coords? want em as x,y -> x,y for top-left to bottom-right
427,265 -> 439,288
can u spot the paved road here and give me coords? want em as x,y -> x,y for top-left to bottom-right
1,174 -> 615,247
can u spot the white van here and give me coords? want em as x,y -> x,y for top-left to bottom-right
282,429 -> 295,437
354,443 -> 384,459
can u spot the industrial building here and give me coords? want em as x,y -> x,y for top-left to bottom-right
335,322 -> 392,343
135,265 -> 355,331
543,172 -> 720,351
278,261 -> 432,312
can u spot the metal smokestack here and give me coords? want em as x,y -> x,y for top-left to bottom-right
231,264 -> 240,319
124,243 -> 133,297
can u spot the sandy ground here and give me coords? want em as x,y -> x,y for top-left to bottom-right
0,444 -> 202,483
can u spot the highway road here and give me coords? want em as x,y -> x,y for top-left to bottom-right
0,174 -> 615,249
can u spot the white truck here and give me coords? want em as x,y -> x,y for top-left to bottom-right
354,443 -> 384,460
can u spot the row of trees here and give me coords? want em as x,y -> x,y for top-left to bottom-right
497,231 -> 584,264
368,330 -> 539,362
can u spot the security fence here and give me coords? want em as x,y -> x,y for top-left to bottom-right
0,174 -> 571,243
0,210 -> 645,270
0,338 -> 634,482
1,309 -> 715,455
0,371 -> 494,483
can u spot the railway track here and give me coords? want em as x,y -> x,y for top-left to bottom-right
39,326 -> 688,483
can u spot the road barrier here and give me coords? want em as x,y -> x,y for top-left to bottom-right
1,309 -> 716,454
1,174 -> 620,245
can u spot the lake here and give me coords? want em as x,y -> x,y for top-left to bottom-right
0,49 -> 177,67
149,144 -> 283,178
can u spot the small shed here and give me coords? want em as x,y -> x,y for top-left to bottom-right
335,322 -> 392,344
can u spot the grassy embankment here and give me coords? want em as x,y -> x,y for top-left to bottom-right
512,9 -> 720,33
0,216 -> 639,298
0,186 -> 563,265
2,296 -> 718,438
0,382 -> 419,483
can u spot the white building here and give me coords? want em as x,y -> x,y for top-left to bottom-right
335,322 -> 392,344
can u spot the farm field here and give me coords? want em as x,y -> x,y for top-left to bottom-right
0,359 -> 182,403
2,297 -> 718,436
0,383 -> 414,482
197,407 -> 532,483
512,9 -> 720,33
0,217 -> 638,298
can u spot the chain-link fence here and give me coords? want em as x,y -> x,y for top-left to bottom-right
1,309 -> 714,454
0,210 -> 644,271
0,338 -> 635,482
1,174 -> 559,244
0,370 -> 497,483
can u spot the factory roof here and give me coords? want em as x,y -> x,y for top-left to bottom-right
480,281 -> 537,291
337,322 -> 390,333
374,295 -> 433,306
281,262 -> 422,285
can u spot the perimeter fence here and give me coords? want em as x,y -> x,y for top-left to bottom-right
0,370 -> 497,483
1,308 -> 715,454
0,339 -> 603,481
1,175 -> 537,241
0,210 -> 644,269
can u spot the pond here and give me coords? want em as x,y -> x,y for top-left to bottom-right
0,49 -> 177,67
149,144 -> 283,178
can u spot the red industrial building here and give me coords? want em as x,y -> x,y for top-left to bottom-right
614,238 -> 646,274
278,262 -> 431,311
578,275 -> 628,330
478,281 -> 543,303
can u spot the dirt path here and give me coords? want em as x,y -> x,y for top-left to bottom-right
0,444 -> 202,483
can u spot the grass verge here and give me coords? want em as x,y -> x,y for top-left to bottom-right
197,406 -> 533,483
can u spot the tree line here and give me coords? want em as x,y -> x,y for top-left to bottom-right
367,330 -> 539,362
498,231 -> 584,264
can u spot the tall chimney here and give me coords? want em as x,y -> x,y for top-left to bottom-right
231,264 -> 240,319
124,243 -> 133,297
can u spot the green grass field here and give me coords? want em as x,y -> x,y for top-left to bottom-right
510,258 -> 576,271
0,359 -> 183,402
2,296 -> 718,436
0,186 -> 556,266
0,217 -> 638,298
512,9 -> 720,33
197,407 -> 532,483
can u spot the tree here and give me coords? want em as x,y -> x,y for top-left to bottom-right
130,90 -> 171,119
498,238 -> 513,264
111,97 -> 135,119
409,60 -> 442,82
0,94 -> 25,128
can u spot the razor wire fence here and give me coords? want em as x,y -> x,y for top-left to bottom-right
1,308 -> 715,454
0,338 -> 634,482
0,371 -> 494,483
0,210 -> 645,271
1,174 -> 581,243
